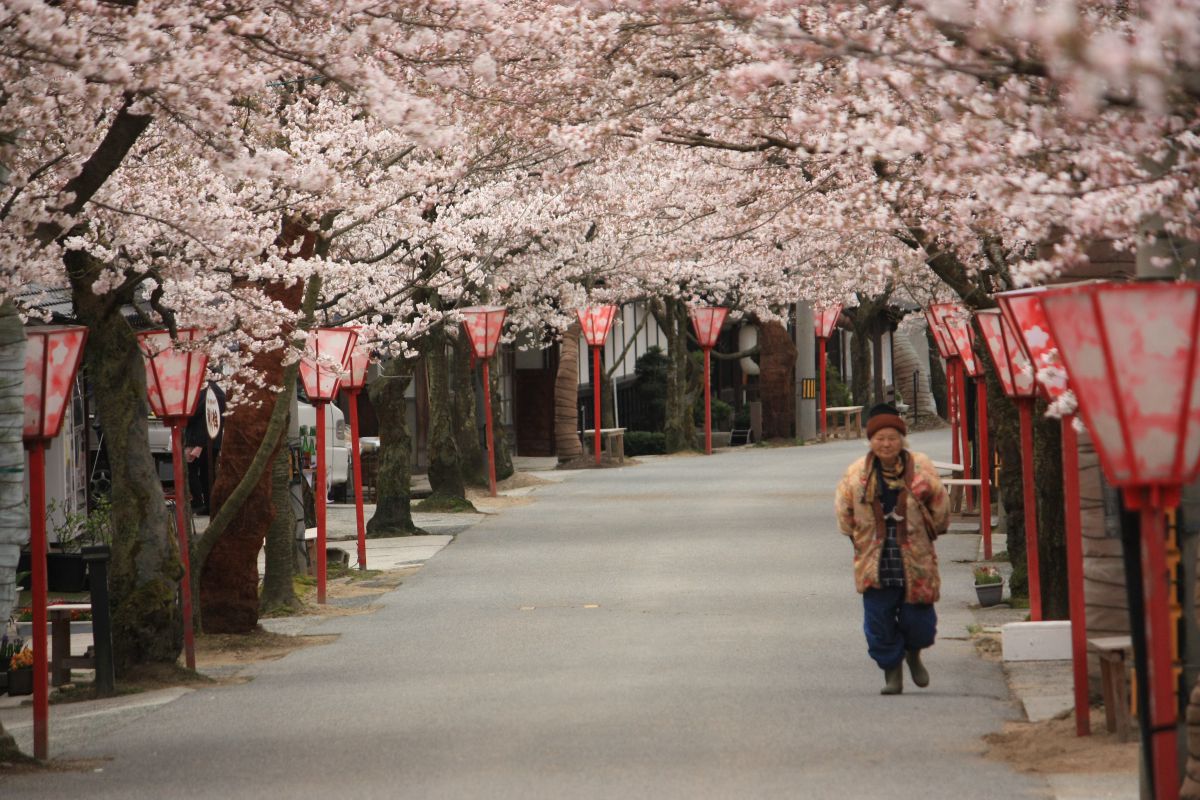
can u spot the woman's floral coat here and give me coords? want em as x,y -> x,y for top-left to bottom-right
835,450 -> 950,604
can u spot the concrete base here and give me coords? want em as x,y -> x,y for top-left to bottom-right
1001,620 -> 1073,661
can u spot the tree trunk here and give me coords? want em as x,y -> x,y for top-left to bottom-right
660,298 -> 696,453
0,300 -> 27,761
489,353 -> 514,480
451,333 -> 485,487
259,430 -> 299,614
423,327 -> 471,509
926,327 -> 949,420
850,330 -> 872,408
758,320 -> 796,439
367,358 -> 421,535
554,322 -> 584,462
1034,406 -> 1070,619
68,251 -> 180,672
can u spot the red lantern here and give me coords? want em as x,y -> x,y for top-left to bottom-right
996,287 -> 1090,739
22,325 -> 87,760
944,311 -> 993,557
340,337 -> 371,571
689,305 -> 729,455
1041,281 -> 1200,799
461,306 -> 508,495
927,303 -> 973,508
976,310 -> 1042,622
136,328 -> 210,673
578,306 -> 618,466
814,304 -> 843,439
299,327 -> 358,604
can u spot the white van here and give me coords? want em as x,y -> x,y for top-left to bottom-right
144,400 -> 350,500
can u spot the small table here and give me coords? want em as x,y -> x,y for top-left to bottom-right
824,406 -> 864,439
48,603 -> 95,687
1089,635 -> 1134,741
582,428 -> 626,463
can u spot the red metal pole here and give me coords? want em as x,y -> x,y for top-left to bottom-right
819,337 -> 828,439
977,380 -> 992,559
349,388 -> 366,570
1061,416 -> 1090,736
703,346 -> 713,455
592,345 -> 602,465
316,400 -> 328,604
170,424 -> 196,670
27,441 -> 49,760
1140,494 -> 1180,800
949,360 -> 960,466
482,359 -> 497,496
1019,399 -> 1043,621
957,363 -> 974,510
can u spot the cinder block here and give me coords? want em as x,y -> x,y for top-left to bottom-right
1001,620 -> 1073,661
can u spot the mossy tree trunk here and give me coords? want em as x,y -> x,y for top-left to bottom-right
367,357 -> 421,536
656,298 -> 696,454
0,299 -> 27,760
259,427 -> 299,614
423,326 -> 471,508
554,322 -> 584,463
67,250 -> 180,672
451,332 -> 486,487
489,352 -> 514,480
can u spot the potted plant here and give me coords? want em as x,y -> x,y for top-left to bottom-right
0,630 -> 21,695
7,645 -> 34,696
973,565 -> 1004,607
19,497 -> 113,594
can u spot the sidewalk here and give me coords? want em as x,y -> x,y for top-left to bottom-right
965,528 -> 1139,800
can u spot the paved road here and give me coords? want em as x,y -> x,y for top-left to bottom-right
4,430 -> 1046,799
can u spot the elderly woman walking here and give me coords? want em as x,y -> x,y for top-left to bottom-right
836,403 -> 950,695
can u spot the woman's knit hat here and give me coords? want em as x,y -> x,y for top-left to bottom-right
866,403 -> 907,438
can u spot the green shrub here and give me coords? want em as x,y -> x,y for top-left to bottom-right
693,396 -> 733,429
826,364 -> 852,408
629,347 -> 668,432
624,431 -> 666,456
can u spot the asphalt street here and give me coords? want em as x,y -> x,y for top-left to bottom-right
3,429 -> 1047,799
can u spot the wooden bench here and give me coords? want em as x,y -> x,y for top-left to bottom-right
582,428 -> 626,463
1090,635 -> 1134,742
48,603 -> 95,687
824,406 -> 864,439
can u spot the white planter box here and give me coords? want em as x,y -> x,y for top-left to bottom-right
1001,620 -> 1073,661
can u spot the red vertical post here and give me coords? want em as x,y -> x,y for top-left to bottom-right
703,346 -> 713,455
28,441 -> 49,760
1140,495 -> 1180,800
170,424 -> 196,670
949,360 -> 960,466
819,337 -> 828,439
977,380 -> 992,559
1019,399 -> 1042,621
957,363 -> 974,509
482,359 -> 497,496
1061,417 -> 1090,736
592,345 -> 602,465
349,388 -> 366,570
315,400 -> 328,604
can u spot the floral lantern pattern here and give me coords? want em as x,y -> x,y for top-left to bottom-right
944,313 -> 982,377
137,328 -> 209,421
23,325 -> 88,442
578,305 -> 618,348
924,304 -> 957,359
997,289 -> 1070,402
1041,282 -> 1200,489
814,304 -> 842,339
975,310 -> 1036,399
299,327 -> 358,401
688,305 -> 728,348
461,306 -> 507,359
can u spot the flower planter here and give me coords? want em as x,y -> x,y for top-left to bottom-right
975,581 -> 1004,607
7,668 -> 33,696
17,551 -> 88,593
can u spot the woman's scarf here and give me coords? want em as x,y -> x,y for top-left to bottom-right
862,451 -> 911,543
865,453 -> 907,507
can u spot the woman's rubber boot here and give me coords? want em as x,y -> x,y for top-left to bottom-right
906,649 -> 929,688
881,664 -> 903,695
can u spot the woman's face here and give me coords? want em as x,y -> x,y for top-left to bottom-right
869,427 -> 904,463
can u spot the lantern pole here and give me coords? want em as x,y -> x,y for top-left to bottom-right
26,439 -> 49,759
1138,488 -> 1180,800
1061,416 -> 1090,737
482,357 -> 497,496
957,363 -> 974,510
948,358 -> 960,467
348,386 -> 366,570
1018,398 -> 1043,621
592,344 -> 603,465
169,422 -> 197,670
976,379 -> 992,559
315,399 -> 329,604
818,336 -> 828,439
